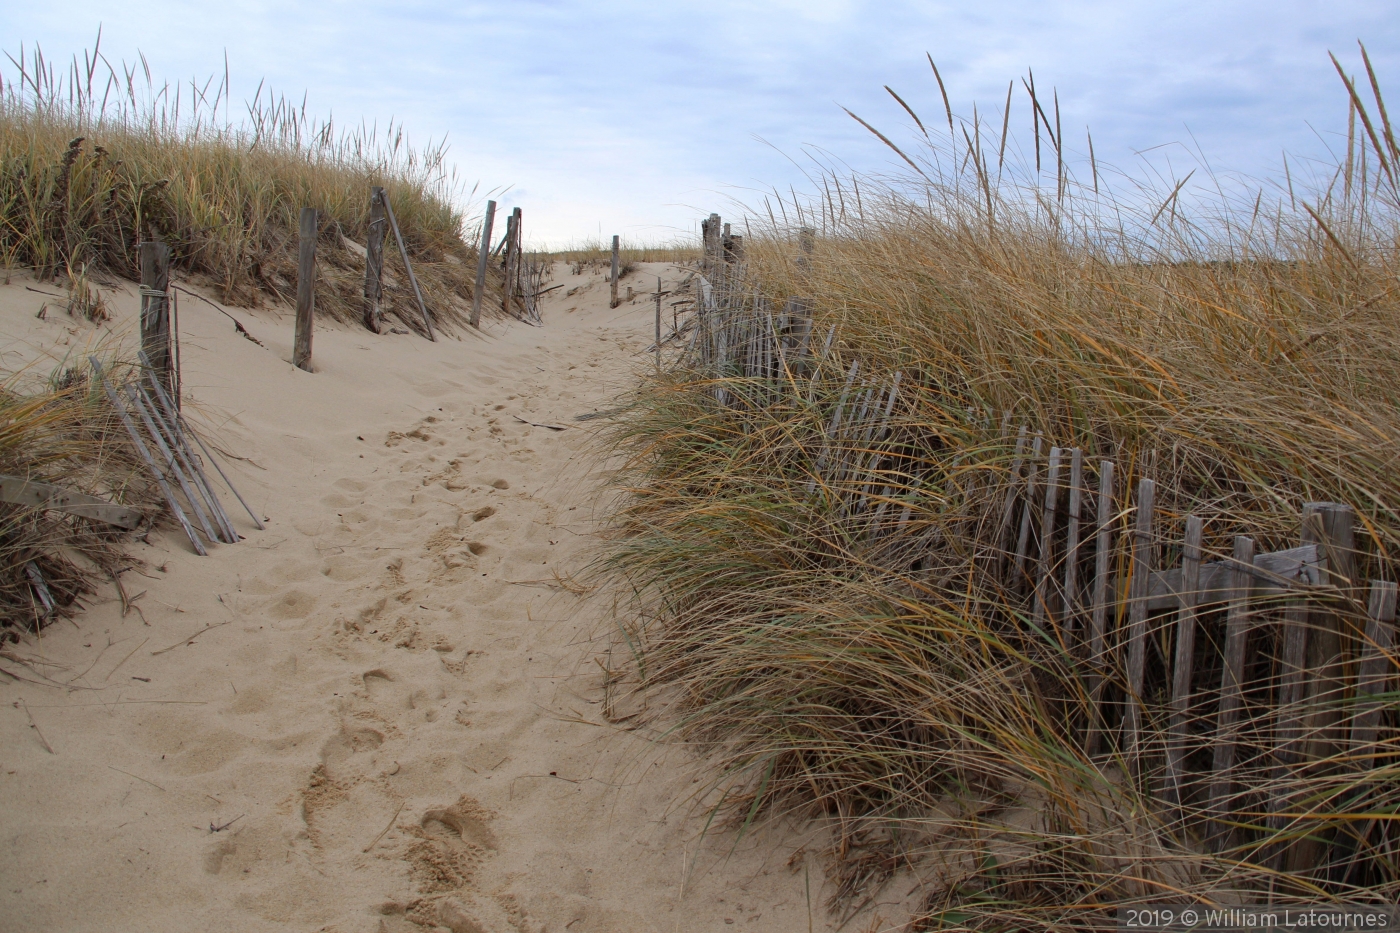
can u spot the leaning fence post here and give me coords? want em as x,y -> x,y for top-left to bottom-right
139,240 -> 173,398
293,207 -> 317,372
362,187 -> 386,333
609,235 -> 621,309
470,199 -> 496,328
381,194 -> 435,341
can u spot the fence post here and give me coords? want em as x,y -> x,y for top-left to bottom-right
293,207 -> 316,372
139,240 -> 173,399
362,187 -> 386,333
655,275 -> 662,369
502,209 -> 520,318
470,199 -> 496,328
609,235 -> 621,309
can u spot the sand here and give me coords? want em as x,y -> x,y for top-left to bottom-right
0,264 -> 908,933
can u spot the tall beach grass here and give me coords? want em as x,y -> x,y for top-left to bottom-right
0,36 -> 491,333
601,46 -> 1400,927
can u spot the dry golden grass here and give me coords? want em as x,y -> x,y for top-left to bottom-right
601,47 -> 1400,927
1,38 -> 492,334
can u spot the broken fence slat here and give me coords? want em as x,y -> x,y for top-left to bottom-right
1146,543 -> 1321,610
1013,433 -> 1044,591
0,474 -> 143,529
139,349 -> 264,531
90,357 -> 206,556
136,380 -> 237,545
137,362 -> 238,543
124,384 -> 221,547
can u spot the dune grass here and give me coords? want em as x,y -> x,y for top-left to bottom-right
0,37 -> 489,334
601,47 -> 1400,926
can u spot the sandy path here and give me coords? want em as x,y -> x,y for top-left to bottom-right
0,264 -> 857,933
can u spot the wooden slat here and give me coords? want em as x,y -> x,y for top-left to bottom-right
139,241 -> 173,398
138,350 -> 264,531
1165,514 -> 1204,809
1351,580 -> 1398,764
1032,447 -> 1063,629
470,200 -> 496,329
1063,448 -> 1084,634
1122,478 -> 1156,778
1208,535 -> 1256,849
136,381 -> 237,544
1085,459 -> 1115,757
0,475 -> 143,529
1013,434 -> 1045,590
125,385 -> 220,546
90,358 -> 206,556
1147,543 -> 1321,610
996,426 -> 1030,572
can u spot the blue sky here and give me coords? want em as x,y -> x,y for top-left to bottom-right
2,1 -> 1397,246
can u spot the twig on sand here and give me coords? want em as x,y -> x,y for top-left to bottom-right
109,765 -> 164,791
512,415 -> 568,431
105,638 -> 149,683
363,801 -> 405,853
151,620 -> 232,656
210,814 -> 243,833
17,700 -> 55,754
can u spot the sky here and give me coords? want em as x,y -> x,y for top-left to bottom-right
2,1 -> 1397,247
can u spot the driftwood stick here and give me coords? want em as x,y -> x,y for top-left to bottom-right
1165,514 -> 1204,809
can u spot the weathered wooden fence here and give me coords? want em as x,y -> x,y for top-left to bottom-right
667,212 -> 1399,879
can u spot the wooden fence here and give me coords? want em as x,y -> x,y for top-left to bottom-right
669,213 -> 1400,879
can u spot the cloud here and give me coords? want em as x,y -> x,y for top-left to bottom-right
2,1 -> 1396,245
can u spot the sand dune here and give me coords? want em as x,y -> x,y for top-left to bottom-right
0,264 -> 870,933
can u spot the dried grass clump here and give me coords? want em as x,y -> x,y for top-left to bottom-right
0,358 -> 161,635
601,47 -> 1400,926
1,37 -> 492,334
